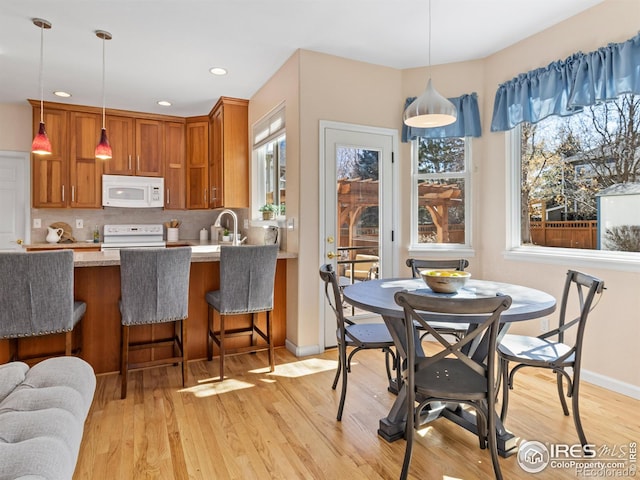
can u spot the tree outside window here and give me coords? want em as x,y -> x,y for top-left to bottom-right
412,137 -> 471,248
520,94 -> 640,252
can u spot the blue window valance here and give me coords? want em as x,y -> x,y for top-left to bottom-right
402,92 -> 481,143
491,32 -> 640,132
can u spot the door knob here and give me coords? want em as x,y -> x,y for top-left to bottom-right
327,251 -> 337,259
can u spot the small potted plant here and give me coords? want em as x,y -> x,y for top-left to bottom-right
259,203 -> 278,220
222,228 -> 231,242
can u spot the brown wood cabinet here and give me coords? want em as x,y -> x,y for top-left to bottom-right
186,118 -> 209,209
164,121 -> 186,209
103,117 -> 164,177
31,107 -> 68,208
69,112 -> 103,208
208,97 -> 249,208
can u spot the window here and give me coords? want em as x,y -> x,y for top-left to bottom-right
253,106 -> 286,218
507,94 -> 640,270
411,137 -> 472,251
513,94 -> 640,253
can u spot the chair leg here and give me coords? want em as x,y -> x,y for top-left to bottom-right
400,398 -> 415,480
331,345 -> 342,390
218,312 -> 225,382
571,381 -> 588,446
266,311 -> 275,373
556,371 -> 570,416
500,359 -> 510,422
181,318 -> 188,388
485,404 -> 503,480
207,306 -> 213,361
64,331 -> 73,356
336,341 -> 348,421
121,325 -> 130,399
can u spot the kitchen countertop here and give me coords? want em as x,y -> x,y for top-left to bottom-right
24,242 -> 103,250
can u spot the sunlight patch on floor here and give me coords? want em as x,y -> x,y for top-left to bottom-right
180,378 -> 255,397
261,358 -> 338,378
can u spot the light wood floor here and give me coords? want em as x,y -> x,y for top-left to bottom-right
74,347 -> 639,479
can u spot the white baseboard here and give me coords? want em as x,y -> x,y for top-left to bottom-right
582,369 -> 640,400
285,339 -> 323,357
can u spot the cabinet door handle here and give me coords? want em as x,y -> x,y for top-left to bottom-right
61,185 -> 65,202
72,185 -> 75,203
212,186 -> 217,201
166,188 -> 170,205
137,155 -> 140,172
204,188 -> 207,205
128,155 -> 132,171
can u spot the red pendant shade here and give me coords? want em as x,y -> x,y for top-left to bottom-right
95,128 -> 112,160
31,121 -> 52,155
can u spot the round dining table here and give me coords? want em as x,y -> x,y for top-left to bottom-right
342,276 -> 557,457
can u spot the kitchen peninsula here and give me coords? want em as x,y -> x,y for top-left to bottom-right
1,248 -> 295,374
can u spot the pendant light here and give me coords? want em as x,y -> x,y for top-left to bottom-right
95,30 -> 112,160
31,18 -> 52,155
403,0 -> 457,128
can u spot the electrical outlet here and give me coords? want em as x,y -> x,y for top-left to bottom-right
33,218 -> 41,228
75,219 -> 84,229
540,317 -> 549,332
243,219 -> 249,229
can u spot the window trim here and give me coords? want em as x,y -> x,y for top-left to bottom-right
409,137 -> 474,255
504,125 -> 640,272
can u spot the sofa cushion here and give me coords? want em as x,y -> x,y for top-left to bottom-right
0,362 -> 28,403
0,357 -> 95,480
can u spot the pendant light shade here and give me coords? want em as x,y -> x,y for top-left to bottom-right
403,0 -> 457,128
95,30 -> 112,160
31,18 -> 52,155
403,78 -> 457,127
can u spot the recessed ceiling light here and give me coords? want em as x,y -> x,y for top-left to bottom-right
53,91 -> 71,98
157,100 -> 172,106
209,67 -> 227,76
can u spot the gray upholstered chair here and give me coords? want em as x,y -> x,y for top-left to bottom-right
206,245 -> 279,381
395,290 -> 512,480
498,269 -> 605,446
406,257 -> 470,341
319,263 -> 398,421
119,247 -> 191,399
0,250 -> 86,363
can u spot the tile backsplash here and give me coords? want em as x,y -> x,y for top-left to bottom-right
30,208 -> 248,243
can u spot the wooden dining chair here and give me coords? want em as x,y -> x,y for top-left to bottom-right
319,263 -> 399,421
395,290 -> 512,480
406,258 -> 470,341
498,269 -> 604,446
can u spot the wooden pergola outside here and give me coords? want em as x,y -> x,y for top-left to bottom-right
337,178 -> 462,247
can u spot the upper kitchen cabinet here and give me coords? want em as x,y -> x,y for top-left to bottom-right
103,116 -> 164,177
209,97 -> 249,208
164,121 -> 186,209
69,112 -> 103,208
186,117 -> 209,209
31,106 -> 68,208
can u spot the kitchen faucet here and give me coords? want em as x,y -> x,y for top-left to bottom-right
213,209 -> 239,246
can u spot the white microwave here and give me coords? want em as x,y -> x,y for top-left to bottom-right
102,174 -> 164,208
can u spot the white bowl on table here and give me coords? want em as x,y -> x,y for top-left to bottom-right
420,270 -> 471,294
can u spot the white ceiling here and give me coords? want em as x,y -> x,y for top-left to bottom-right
0,0 -> 604,117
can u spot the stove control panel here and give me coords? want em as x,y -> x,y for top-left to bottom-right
103,224 -> 164,236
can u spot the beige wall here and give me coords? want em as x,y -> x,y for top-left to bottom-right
0,103 -> 31,151
252,0 -> 639,393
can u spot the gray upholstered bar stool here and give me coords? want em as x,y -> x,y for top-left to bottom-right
206,244 -> 279,381
0,250 -> 86,363
119,247 -> 191,399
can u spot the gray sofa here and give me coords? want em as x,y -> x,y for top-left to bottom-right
0,356 -> 96,480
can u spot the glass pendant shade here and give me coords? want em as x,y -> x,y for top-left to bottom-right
403,78 -> 457,128
32,121 -> 52,155
95,128 -> 112,160
31,18 -> 52,155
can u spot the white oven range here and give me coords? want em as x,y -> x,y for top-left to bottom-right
100,224 -> 166,251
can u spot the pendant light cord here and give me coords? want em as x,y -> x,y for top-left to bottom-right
101,35 -> 106,129
38,22 -> 44,124
427,0 -> 432,79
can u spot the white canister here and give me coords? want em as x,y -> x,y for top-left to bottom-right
199,228 -> 208,242
167,227 -> 179,242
